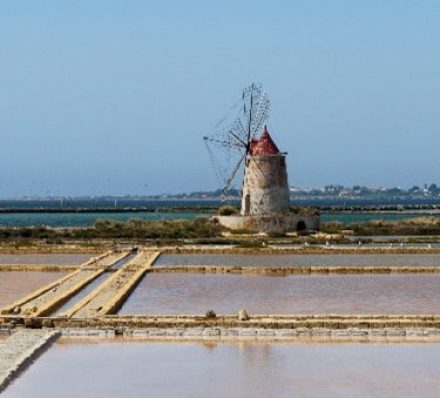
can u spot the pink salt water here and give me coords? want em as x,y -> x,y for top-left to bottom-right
0,254 -> 98,265
156,253 -> 440,267
3,341 -> 440,397
120,273 -> 440,314
0,272 -> 67,308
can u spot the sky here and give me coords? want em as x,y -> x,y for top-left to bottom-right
0,0 -> 439,197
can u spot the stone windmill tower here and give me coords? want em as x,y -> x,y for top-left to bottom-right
241,126 -> 290,216
204,84 -> 319,233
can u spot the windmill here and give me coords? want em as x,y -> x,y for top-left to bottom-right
203,83 -> 271,198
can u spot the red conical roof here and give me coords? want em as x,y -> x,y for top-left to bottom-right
250,126 -> 280,155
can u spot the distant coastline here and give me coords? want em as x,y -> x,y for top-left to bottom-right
2,196 -> 440,212
2,183 -> 440,203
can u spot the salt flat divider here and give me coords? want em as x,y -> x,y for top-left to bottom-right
0,250 -> 131,317
0,264 -> 78,272
49,314 -> 440,330
0,330 -> 60,393
0,270 -> 83,315
101,251 -> 161,315
60,251 -> 161,318
152,265 -> 440,274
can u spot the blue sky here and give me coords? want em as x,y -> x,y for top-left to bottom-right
0,0 -> 439,196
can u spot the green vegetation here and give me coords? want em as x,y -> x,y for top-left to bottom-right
321,217 -> 440,236
290,207 -> 320,216
3,216 -> 440,249
217,205 -> 239,216
0,218 -> 224,243
85,218 -> 224,239
320,222 -> 344,234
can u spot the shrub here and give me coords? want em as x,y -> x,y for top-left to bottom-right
237,239 -> 265,248
290,207 -> 319,216
320,222 -> 344,234
218,205 -> 239,216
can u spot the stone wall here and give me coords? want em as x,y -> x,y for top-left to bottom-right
216,214 -> 320,234
241,155 -> 290,216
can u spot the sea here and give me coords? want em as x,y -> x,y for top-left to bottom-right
0,197 -> 440,228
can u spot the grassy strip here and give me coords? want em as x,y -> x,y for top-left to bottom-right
0,218 -> 224,243
2,217 -> 440,248
323,217 -> 440,236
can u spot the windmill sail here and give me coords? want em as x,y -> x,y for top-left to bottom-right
204,83 -> 271,198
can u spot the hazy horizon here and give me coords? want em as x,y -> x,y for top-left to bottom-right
1,1 -> 439,197
1,182 -> 440,200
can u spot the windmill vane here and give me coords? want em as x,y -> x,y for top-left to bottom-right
203,83 -> 271,198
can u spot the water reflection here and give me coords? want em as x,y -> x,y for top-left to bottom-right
4,341 -> 440,398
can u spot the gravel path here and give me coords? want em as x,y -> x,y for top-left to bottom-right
0,329 -> 60,393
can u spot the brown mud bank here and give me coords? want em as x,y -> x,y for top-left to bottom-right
2,239 -> 440,255
152,265 -> 440,274
0,247 -> 103,256
5,314 -> 440,330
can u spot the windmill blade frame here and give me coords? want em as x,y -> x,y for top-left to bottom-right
222,152 -> 246,197
203,83 -> 271,198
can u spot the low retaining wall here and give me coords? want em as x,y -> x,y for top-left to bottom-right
152,265 -> 440,274
0,264 -> 79,272
4,314 -> 440,330
215,214 -> 320,234
61,327 -> 440,342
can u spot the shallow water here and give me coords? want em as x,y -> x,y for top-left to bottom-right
0,272 -> 67,308
156,253 -> 440,267
53,272 -> 110,315
4,341 -> 440,398
120,273 -> 440,315
0,209 -> 438,228
0,254 -> 97,265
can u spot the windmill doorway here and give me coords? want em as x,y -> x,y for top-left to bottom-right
243,194 -> 251,215
297,220 -> 307,231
